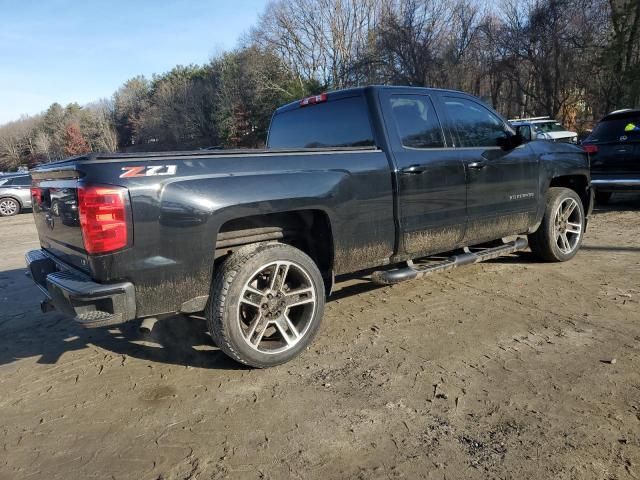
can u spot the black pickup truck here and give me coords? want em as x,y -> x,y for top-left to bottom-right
26,86 -> 592,367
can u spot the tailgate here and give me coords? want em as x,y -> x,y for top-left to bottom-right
31,168 -> 88,271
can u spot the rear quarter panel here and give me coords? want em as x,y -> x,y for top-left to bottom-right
79,150 -> 394,316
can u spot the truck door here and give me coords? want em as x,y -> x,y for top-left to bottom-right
380,91 -> 467,257
440,95 -> 539,244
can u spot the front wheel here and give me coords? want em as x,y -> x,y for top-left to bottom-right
528,187 -> 585,262
0,198 -> 20,216
206,243 -> 325,368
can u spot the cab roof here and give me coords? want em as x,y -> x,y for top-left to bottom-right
274,85 -> 471,114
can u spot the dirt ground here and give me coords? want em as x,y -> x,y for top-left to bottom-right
1,195 -> 639,480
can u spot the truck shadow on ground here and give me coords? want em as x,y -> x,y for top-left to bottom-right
0,267 -> 247,370
0,312 -> 247,371
0,267 -> 387,370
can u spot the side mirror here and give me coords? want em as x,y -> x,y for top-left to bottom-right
516,125 -> 532,142
512,132 -> 524,148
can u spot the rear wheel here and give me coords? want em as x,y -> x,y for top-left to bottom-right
206,243 -> 325,368
595,191 -> 612,204
0,198 -> 20,216
529,187 -> 585,262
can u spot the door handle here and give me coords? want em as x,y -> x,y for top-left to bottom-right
467,161 -> 487,170
400,164 -> 428,175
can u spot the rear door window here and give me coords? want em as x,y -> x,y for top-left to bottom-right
10,176 -> 31,186
268,96 -> 375,149
388,95 -> 445,149
444,97 -> 508,147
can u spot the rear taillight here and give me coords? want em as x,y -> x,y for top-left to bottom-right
78,185 -> 128,254
30,187 -> 42,205
299,93 -> 327,107
582,144 -> 598,154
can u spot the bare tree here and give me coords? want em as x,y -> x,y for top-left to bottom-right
84,100 -> 119,152
604,0 -> 640,110
0,117 -> 38,170
253,0 -> 380,88
33,130 -> 53,161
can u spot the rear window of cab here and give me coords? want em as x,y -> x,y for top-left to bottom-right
267,96 -> 375,149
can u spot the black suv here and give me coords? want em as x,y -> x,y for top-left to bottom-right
583,109 -> 640,203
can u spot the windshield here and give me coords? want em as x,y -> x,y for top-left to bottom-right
0,178 -> 9,186
533,121 -> 566,133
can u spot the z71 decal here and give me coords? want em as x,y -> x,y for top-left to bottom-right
120,165 -> 177,178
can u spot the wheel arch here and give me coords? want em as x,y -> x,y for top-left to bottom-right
214,209 -> 335,290
548,174 -> 592,217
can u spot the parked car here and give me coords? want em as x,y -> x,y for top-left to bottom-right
582,108 -> 640,204
509,117 -> 578,143
0,174 -> 32,216
26,86 -> 592,367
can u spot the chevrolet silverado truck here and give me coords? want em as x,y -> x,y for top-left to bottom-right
26,86 -> 593,367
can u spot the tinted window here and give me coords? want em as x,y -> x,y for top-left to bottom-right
444,97 -> 508,147
268,96 -> 375,149
587,116 -> 640,143
389,95 -> 444,148
10,175 -> 31,186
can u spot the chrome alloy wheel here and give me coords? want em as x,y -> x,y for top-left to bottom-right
237,260 -> 316,354
0,199 -> 18,216
553,197 -> 582,254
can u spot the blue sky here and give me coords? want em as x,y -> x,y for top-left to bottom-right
0,0 -> 269,124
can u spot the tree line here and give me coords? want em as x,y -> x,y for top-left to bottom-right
1,0 -> 638,170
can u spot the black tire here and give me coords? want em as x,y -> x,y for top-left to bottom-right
0,197 -> 20,216
528,187 -> 585,262
595,191 -> 612,205
206,242 -> 325,368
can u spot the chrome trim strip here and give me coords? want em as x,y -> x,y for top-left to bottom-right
591,179 -> 640,186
